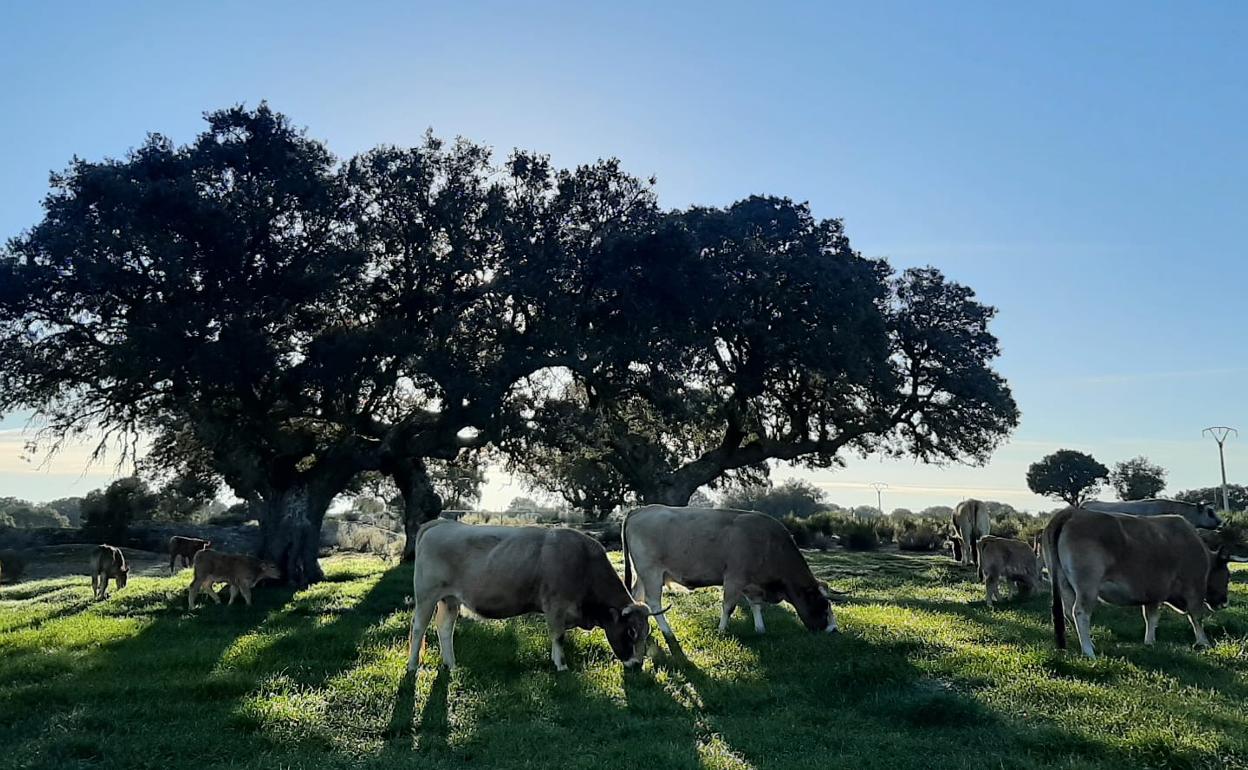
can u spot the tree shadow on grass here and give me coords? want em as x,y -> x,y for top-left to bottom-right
0,576 -> 293,770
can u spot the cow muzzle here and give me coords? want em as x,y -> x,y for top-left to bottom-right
623,657 -> 643,668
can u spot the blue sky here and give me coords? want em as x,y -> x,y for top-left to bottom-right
1,1 -> 1245,510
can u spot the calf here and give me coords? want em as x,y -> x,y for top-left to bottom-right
407,519 -> 654,672
187,550 -> 280,609
91,544 -> 129,600
1044,507 -> 1242,658
977,535 -> 1040,608
622,505 -> 838,643
168,536 -> 211,573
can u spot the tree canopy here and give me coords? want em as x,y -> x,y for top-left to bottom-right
1109,456 -> 1167,501
0,104 -> 1019,583
1026,449 -> 1109,506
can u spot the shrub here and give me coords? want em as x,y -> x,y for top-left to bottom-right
875,520 -> 896,543
841,520 -> 880,551
783,515 -> 814,547
0,550 -> 27,582
990,518 -> 1021,539
897,524 -> 944,552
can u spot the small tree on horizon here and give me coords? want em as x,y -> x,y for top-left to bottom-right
1109,456 -> 1167,501
1026,450 -> 1109,507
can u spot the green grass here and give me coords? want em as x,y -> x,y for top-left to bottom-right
3,551 -> 1248,769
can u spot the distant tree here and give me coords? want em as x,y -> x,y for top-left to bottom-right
853,505 -> 882,520
44,497 -> 84,527
506,497 -> 539,513
1109,456 -> 1167,501
1174,484 -> 1248,512
890,507 -> 915,519
981,500 -> 1018,518
920,505 -> 954,519
153,472 -> 219,522
81,477 -> 158,539
428,456 -> 487,512
1026,450 -> 1109,506
351,496 -> 388,516
687,490 -> 714,508
720,479 -> 827,518
0,499 -> 69,529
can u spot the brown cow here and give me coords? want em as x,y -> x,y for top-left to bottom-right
951,499 -> 991,568
91,544 -> 129,600
622,505 -> 838,643
168,536 -> 211,573
977,535 -> 1041,608
187,550 -> 280,609
406,519 -> 654,672
1043,507 -> 1243,658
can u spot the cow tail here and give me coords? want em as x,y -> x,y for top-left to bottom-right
622,509 -> 633,596
1047,509 -> 1073,650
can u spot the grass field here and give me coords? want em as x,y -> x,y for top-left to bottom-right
2,550 -> 1248,770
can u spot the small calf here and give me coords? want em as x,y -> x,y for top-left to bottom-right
91,544 -> 130,600
168,536 -> 212,573
188,550 -> 280,609
977,536 -> 1040,608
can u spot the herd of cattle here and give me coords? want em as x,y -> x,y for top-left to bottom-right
83,496 -> 1245,671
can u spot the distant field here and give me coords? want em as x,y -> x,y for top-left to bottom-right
2,550 -> 1247,769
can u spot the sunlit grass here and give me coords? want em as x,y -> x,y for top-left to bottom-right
2,551 -> 1247,768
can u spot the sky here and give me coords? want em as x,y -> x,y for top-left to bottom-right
1,1 -> 1245,512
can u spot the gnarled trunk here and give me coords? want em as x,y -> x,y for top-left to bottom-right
392,458 -> 443,561
257,483 -> 333,587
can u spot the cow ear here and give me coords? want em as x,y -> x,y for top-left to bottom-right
609,607 -> 620,622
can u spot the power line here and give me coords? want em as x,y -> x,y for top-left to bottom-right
1202,426 -> 1237,512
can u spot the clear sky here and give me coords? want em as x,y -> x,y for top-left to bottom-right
2,1 -> 1245,511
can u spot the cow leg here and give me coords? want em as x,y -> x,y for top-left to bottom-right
169,554 -> 177,574
749,601 -> 766,634
1142,603 -> 1161,645
205,581 -> 222,604
435,599 -> 460,670
228,585 -> 239,605
545,611 -> 570,672
405,597 -> 438,672
188,579 -> 198,609
1187,611 -> 1211,649
1071,590 -> 1097,659
641,573 -> 676,642
240,584 -> 253,606
984,574 -> 998,609
719,584 -> 743,633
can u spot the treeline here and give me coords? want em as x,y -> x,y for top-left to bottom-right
0,105 -> 1019,584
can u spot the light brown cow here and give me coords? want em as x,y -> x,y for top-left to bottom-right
977,536 -> 1041,608
91,544 -> 129,600
187,550 -> 280,609
951,499 -> 991,567
622,505 -> 838,643
168,536 -> 211,573
1043,507 -> 1242,658
406,519 -> 654,672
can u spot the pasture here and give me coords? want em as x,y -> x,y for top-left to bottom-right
2,550 -> 1248,770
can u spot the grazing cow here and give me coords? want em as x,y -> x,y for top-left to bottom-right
406,519 -> 654,672
187,550 -> 280,609
168,536 -> 212,573
1044,507 -> 1243,658
1081,499 -> 1222,529
977,536 -> 1041,608
951,499 -> 991,567
91,544 -> 129,600
621,505 -> 838,643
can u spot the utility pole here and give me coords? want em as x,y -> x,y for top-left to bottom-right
1202,426 -> 1237,512
871,482 -> 888,517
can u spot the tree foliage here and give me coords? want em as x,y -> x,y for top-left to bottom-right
81,477 -> 158,539
1175,484 -> 1247,512
1109,456 -> 1167,501
1026,449 -> 1109,506
719,479 -> 829,519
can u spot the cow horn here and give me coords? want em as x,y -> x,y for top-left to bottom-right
649,604 -> 672,616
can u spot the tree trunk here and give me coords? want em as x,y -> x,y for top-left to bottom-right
257,483 -> 332,587
392,458 -> 443,561
643,481 -> 698,507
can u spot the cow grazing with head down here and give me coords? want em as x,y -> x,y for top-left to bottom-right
1044,507 -> 1244,658
91,544 -> 129,600
951,499 -> 991,568
1081,498 -> 1222,529
406,519 -> 656,672
622,505 -> 838,643
168,536 -> 211,573
977,536 -> 1041,608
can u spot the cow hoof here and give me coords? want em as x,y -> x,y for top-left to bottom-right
554,664 -> 569,672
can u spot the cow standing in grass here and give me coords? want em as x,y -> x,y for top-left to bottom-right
977,536 -> 1041,608
1044,507 -> 1243,658
168,536 -> 211,573
621,505 -> 838,644
187,550 -> 281,608
407,519 -> 655,672
1081,499 -> 1222,529
951,499 -> 991,568
91,544 -> 129,600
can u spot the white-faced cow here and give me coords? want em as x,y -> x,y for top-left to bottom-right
1081,498 -> 1222,529
951,499 -> 991,567
621,505 -> 838,643
1044,507 -> 1244,658
406,520 -> 655,672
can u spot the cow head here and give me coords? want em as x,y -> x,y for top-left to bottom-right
1199,526 -> 1248,610
791,582 -> 838,633
604,602 -> 654,666
257,561 -> 282,583
1194,503 -> 1223,529
117,564 -> 129,589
